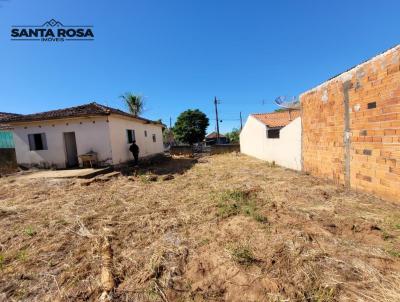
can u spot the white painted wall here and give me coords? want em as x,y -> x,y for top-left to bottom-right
12,114 -> 164,168
240,116 -> 302,170
107,115 -> 164,164
12,116 -> 113,168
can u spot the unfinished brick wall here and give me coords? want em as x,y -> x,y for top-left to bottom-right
301,45 -> 400,202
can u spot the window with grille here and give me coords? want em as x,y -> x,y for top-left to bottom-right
126,129 -> 136,143
267,128 -> 280,139
28,133 -> 48,150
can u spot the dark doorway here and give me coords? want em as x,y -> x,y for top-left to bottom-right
64,132 -> 78,167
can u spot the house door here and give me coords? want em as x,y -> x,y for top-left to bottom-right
64,132 -> 78,167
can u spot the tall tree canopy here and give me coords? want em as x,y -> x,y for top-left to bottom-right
120,92 -> 144,116
173,109 -> 209,145
226,128 -> 240,143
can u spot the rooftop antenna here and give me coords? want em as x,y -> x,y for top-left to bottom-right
274,96 -> 301,110
274,96 -> 300,121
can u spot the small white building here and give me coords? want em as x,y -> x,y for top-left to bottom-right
240,110 -> 302,170
4,102 -> 165,168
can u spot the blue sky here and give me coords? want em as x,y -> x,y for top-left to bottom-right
0,0 -> 399,133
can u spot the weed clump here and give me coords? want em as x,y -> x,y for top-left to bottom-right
24,226 -> 37,237
387,249 -> 400,258
216,189 -> 268,223
229,244 -> 257,265
308,286 -> 336,302
266,161 -> 276,168
17,249 -> 28,262
253,213 -> 268,223
382,231 -> 394,241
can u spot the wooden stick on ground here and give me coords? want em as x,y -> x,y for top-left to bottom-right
99,235 -> 115,302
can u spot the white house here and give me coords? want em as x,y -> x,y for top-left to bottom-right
240,110 -> 302,170
3,102 -> 165,168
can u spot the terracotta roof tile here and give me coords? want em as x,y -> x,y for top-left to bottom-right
252,110 -> 300,127
0,112 -> 21,120
1,102 -> 164,126
0,112 -> 22,129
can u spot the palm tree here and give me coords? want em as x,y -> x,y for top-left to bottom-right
120,92 -> 144,116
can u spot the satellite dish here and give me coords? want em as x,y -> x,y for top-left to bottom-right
274,96 -> 300,110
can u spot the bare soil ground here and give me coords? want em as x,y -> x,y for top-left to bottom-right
0,153 -> 400,302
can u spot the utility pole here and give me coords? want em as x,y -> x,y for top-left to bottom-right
240,112 -> 243,130
214,97 -> 220,144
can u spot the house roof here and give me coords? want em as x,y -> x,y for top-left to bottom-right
0,112 -> 21,120
206,132 -> 227,139
1,102 -> 164,126
0,112 -> 22,130
251,110 -> 300,128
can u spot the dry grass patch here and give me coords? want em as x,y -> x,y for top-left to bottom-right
0,153 -> 399,301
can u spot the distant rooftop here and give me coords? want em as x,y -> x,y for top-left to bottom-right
206,132 -> 227,139
252,110 -> 300,128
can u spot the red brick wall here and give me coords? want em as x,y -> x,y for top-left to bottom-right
301,45 -> 400,202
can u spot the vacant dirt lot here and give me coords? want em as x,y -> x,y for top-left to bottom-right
0,153 -> 400,302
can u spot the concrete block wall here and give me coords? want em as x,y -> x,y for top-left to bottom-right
210,144 -> 240,155
301,45 -> 400,202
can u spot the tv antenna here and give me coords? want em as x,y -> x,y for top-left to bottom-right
274,96 -> 300,110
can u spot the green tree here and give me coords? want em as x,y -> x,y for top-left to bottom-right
173,109 -> 209,145
226,128 -> 240,143
120,92 -> 144,116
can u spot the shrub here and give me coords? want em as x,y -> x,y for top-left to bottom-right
230,245 -> 257,265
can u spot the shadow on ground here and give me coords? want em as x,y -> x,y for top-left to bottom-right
117,155 -> 198,176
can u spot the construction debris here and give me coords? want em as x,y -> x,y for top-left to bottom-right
145,175 -> 158,182
162,174 -> 174,181
99,236 -> 115,301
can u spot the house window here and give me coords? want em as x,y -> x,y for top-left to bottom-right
152,134 -> 156,142
126,129 -> 136,143
28,133 -> 48,150
144,130 -> 147,137
267,128 -> 280,139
